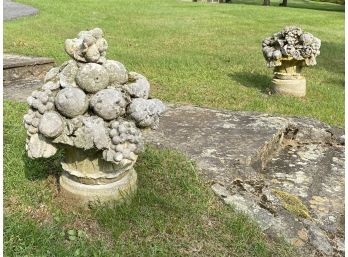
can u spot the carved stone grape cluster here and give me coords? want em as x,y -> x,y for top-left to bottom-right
103,120 -> 143,164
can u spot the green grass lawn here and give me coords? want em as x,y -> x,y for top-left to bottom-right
4,101 -> 296,256
4,0 -> 344,127
3,0 -> 344,256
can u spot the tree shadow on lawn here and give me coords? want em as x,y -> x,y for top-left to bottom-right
318,41 -> 345,77
228,0 -> 344,12
23,150 -> 63,181
229,72 -> 272,94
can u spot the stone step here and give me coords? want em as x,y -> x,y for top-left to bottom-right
4,79 -> 43,102
3,54 -> 55,86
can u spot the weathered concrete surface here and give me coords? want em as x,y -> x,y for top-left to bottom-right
144,104 -> 345,256
4,54 -> 55,84
4,54 -> 54,69
3,0 -> 38,21
4,79 -> 42,102
3,54 -> 54,102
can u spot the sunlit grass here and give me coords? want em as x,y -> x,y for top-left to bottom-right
4,0 -> 344,127
4,100 -> 296,256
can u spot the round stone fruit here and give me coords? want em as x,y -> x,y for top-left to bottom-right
55,87 -> 88,118
76,63 -> 109,93
90,88 -> 127,120
103,60 -> 128,84
38,112 -> 64,138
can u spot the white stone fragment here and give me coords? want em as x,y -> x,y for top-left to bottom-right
44,67 -> 60,83
125,72 -> 150,98
64,38 -> 87,62
85,44 -> 100,63
59,60 -> 78,88
96,38 -> 108,52
127,98 -> 166,129
27,133 -> 58,159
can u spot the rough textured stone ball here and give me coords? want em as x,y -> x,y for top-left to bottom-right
55,87 -> 89,118
90,88 -> 127,120
103,60 -> 128,84
38,112 -> 64,138
76,63 -> 109,93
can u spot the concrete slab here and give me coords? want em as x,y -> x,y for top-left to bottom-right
4,54 -> 54,69
3,0 -> 38,21
144,105 -> 289,184
4,79 -> 42,102
144,104 -> 344,256
3,54 -> 54,85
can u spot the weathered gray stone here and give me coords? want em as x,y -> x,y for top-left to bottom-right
127,98 -> 166,129
308,226 -> 333,255
262,26 -> 321,97
91,28 -> 104,39
3,54 -> 55,83
38,112 -> 64,138
44,67 -> 60,83
27,89 -> 55,114
55,87 -> 88,118
64,28 -> 107,63
27,133 -> 58,159
143,104 -> 344,256
103,60 -> 128,85
76,63 -> 109,93
125,72 -> 150,98
59,60 -> 78,88
60,168 -> 137,204
64,38 -> 87,62
42,81 -> 60,91
24,28 -> 164,206
85,44 -> 100,63
212,183 -> 276,231
76,116 -> 110,150
272,77 -> 306,97
104,119 -> 144,163
96,38 -> 108,52
90,88 -> 127,120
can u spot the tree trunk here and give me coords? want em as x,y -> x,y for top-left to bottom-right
263,0 -> 270,5
280,0 -> 287,6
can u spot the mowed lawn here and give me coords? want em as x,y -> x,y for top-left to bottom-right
3,1 -> 344,256
4,0 -> 344,127
4,101 -> 296,256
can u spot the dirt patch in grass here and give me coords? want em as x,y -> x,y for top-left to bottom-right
5,195 -> 53,226
25,204 -> 53,225
4,195 -> 24,214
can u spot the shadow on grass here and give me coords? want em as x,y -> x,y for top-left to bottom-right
23,150 -> 63,181
318,41 -> 345,76
229,72 -> 272,93
228,0 -> 344,12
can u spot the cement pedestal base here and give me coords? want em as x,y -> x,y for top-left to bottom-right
271,77 -> 306,97
60,168 -> 137,205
